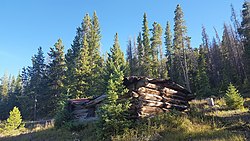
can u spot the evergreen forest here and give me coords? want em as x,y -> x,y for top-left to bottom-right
0,2 -> 250,141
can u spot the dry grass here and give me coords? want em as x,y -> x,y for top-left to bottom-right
1,98 -> 250,141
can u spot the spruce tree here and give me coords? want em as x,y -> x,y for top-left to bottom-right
224,83 -> 244,109
150,22 -> 162,78
0,72 -> 9,100
173,4 -> 190,91
87,12 -> 105,96
165,21 -> 174,79
105,33 -> 126,82
75,34 -> 91,98
25,47 -> 46,120
65,27 -> 82,99
5,106 -> 22,131
47,39 -> 67,114
137,32 -> 144,76
195,47 -> 211,97
142,13 -> 152,77
126,38 -> 133,76
239,1 -> 250,82
99,33 -> 130,140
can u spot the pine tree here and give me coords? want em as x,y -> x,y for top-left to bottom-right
137,32 -> 144,76
142,13 -> 152,77
23,47 -> 46,120
165,21 -> 174,79
75,34 -> 91,98
0,72 -> 9,100
126,38 -> 133,76
150,22 -> 162,78
65,27 -> 82,99
87,12 -> 105,96
173,4 -> 190,91
47,39 -> 67,114
210,37 -> 223,88
98,33 -> 130,140
195,47 -> 211,97
224,83 -> 244,109
221,24 -> 238,88
5,106 -> 22,131
105,33 -> 126,82
239,1 -> 250,82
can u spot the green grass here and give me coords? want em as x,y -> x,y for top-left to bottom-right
1,98 -> 250,141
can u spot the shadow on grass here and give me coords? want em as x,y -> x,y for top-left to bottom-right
0,126 -> 97,141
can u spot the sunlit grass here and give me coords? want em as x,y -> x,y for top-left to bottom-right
1,97 -> 249,141
206,108 -> 249,117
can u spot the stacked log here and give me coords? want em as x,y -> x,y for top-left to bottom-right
124,76 -> 194,118
67,95 -> 106,120
67,76 -> 194,120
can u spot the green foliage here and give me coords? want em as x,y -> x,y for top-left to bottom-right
195,47 -> 212,97
224,83 -> 244,109
165,21 -> 174,79
142,13 -> 152,77
0,72 -> 9,100
54,108 -> 72,129
5,106 -> 22,131
98,33 -> 131,140
150,22 -> 163,78
47,39 -> 67,115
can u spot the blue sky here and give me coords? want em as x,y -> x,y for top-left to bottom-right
0,0 -> 244,77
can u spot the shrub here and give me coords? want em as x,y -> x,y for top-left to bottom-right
224,83 -> 244,109
5,106 -> 22,131
54,108 -> 72,128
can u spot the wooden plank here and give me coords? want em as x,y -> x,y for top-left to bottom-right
161,87 -> 177,94
162,93 -> 186,101
141,99 -> 164,107
145,83 -> 159,89
162,96 -> 188,105
138,93 -> 163,101
137,87 -> 161,95
131,91 -> 139,98
72,109 -> 89,115
85,95 -> 106,108
162,102 -> 188,111
140,106 -> 164,113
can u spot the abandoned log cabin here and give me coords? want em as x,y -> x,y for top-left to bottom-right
67,76 -> 195,121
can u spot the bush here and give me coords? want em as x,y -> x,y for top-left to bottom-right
224,83 -> 244,110
54,108 -> 72,128
5,106 -> 22,131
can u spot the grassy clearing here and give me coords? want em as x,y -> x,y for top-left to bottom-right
0,123 -> 97,141
1,98 -> 249,141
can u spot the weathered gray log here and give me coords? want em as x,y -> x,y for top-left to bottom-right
72,109 -> 89,115
85,95 -> 107,108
